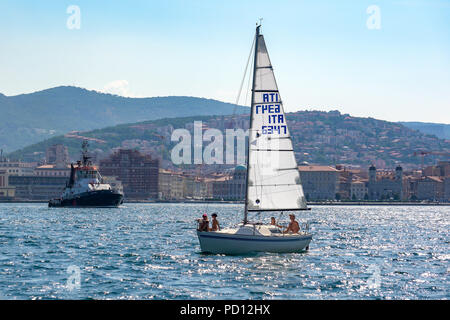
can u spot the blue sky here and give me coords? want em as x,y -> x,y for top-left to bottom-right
0,0 -> 449,123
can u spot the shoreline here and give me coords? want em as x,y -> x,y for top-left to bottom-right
1,200 -> 449,206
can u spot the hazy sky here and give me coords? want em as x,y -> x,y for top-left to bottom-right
0,0 -> 449,123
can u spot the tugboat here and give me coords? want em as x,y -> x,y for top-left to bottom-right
48,141 -> 124,207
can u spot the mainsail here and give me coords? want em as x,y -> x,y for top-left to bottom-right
245,26 -> 308,215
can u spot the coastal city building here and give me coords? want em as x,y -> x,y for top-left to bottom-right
158,169 -> 185,200
8,175 -> 67,200
402,161 -> 450,202
335,165 -> 367,200
350,180 -> 368,200
298,163 -> 340,200
367,165 -> 403,200
211,175 -> 232,201
0,159 -> 35,176
423,161 -> 450,177
0,170 -> 15,199
183,175 -> 209,200
444,178 -> 450,201
415,176 -> 444,201
45,144 -> 70,167
99,149 -> 159,200
0,151 -> 448,202
212,165 -> 246,201
34,164 -> 70,177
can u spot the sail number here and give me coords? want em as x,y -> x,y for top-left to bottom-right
262,125 -> 287,134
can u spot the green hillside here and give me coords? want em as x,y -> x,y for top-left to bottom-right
0,86 -> 247,153
8,111 -> 450,168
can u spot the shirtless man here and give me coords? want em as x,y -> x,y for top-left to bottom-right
211,213 -> 220,231
283,214 -> 300,234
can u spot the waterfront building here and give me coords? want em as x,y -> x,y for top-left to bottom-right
416,176 -> 444,201
212,175 -> 232,200
227,165 -> 246,200
298,163 -> 340,200
212,165 -> 246,201
183,176 -> 209,200
402,175 -> 418,201
444,177 -> 450,202
350,180 -> 368,200
8,175 -> 67,200
0,170 -> 15,199
99,149 -> 159,200
0,159 -> 35,176
405,160 -> 450,202
367,165 -> 403,200
158,169 -> 185,200
335,165 -> 366,200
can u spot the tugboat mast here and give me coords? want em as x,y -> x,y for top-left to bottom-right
81,140 -> 92,167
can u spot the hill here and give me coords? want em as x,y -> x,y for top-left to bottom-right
399,122 -> 450,140
0,86 -> 247,153
9,111 -> 450,169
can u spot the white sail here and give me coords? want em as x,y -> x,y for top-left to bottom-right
196,25 -> 313,255
246,31 -> 307,212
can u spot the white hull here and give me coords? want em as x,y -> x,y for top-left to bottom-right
197,225 -> 312,255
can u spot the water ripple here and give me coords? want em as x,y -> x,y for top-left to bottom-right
0,203 -> 448,299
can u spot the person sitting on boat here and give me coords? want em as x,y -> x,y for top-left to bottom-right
270,217 -> 282,228
283,214 -> 300,234
197,213 -> 209,232
211,213 -> 220,231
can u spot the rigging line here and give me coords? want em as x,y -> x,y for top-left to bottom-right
275,211 -> 284,228
235,36 -> 256,108
244,51 -> 254,107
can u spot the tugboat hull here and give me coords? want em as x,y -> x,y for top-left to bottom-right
49,190 -> 123,208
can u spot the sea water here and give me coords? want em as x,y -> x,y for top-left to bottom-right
0,203 -> 448,299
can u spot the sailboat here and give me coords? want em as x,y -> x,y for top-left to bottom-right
196,24 -> 312,254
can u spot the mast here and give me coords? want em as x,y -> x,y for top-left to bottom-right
81,140 -> 91,167
243,24 -> 260,225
